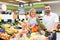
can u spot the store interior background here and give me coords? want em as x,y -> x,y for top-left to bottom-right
0,0 -> 60,23
0,0 -> 60,40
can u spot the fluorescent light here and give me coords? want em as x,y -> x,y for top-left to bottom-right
19,4 -> 24,8
33,0 -> 41,1
28,3 -> 33,6
36,0 -> 41,1
33,1 -> 60,4
16,0 -> 26,3
16,0 -> 19,1
20,1 -> 26,3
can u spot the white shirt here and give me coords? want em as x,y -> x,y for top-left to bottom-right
42,12 -> 59,31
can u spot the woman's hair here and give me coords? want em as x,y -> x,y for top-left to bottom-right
29,8 -> 36,17
13,9 -> 16,11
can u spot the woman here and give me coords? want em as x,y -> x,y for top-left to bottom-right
12,9 -> 18,24
13,9 -> 18,20
28,8 -> 39,32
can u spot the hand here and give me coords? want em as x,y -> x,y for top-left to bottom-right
30,26 -> 34,29
46,30 -> 53,33
30,25 -> 35,29
53,28 -> 58,31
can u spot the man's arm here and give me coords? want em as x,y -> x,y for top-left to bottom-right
53,14 -> 59,30
53,22 -> 58,30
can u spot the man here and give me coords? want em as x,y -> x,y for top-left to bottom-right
42,4 -> 59,40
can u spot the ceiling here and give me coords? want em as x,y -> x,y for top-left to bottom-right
0,0 -> 59,4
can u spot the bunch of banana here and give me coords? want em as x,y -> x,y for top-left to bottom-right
6,26 -> 18,35
2,24 -> 18,35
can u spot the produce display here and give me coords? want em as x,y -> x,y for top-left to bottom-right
0,23 -> 18,40
0,19 -> 47,40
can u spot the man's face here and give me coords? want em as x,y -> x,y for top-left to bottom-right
45,6 -> 51,13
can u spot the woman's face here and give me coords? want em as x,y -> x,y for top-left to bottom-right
30,9 -> 36,17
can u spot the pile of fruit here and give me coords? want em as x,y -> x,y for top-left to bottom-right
0,24 -> 18,40
0,32 -> 10,40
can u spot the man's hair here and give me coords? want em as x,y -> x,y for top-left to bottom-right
45,4 -> 51,8
45,4 -> 50,6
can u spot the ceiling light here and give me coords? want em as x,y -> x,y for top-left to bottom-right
16,0 -> 26,3
33,0 -> 41,1
16,0 -> 19,1
28,3 -> 33,6
20,1 -> 26,3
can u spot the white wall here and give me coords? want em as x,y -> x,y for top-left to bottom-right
50,3 -> 60,16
